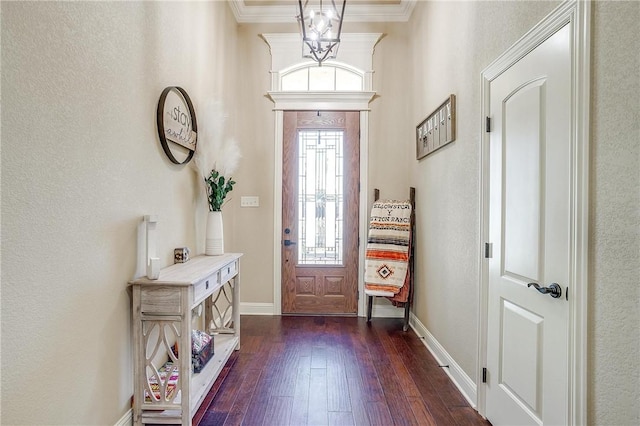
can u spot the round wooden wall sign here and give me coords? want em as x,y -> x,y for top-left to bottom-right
157,86 -> 198,164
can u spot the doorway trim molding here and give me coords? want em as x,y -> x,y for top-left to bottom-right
270,107 -> 370,317
263,33 -> 382,316
477,1 -> 590,423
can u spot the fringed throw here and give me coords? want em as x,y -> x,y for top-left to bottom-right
364,200 -> 412,297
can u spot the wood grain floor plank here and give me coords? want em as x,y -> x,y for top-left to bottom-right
193,351 -> 238,425
365,401 -> 394,426
376,328 -> 423,398
328,411 -> 356,426
307,368 -> 329,426
207,367 -> 243,413
199,410 -> 228,426
238,334 -> 263,354
385,329 -> 471,423
365,326 -> 421,425
327,362 -> 351,412
262,395 -> 293,426
407,396 -> 438,426
449,406 -> 492,426
289,358 -> 311,426
311,345 -> 328,368
341,345 -> 363,379
239,369 -> 272,426
346,375 -> 372,426
350,334 -> 385,403
268,346 -> 299,397
198,317 -> 489,426
371,357 -> 420,425
221,368 -> 261,426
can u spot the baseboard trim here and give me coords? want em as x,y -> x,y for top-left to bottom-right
238,302 -> 404,317
114,409 -> 132,426
409,313 -> 477,408
371,302 -> 405,318
240,302 -> 275,315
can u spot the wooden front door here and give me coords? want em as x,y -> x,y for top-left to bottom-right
282,111 -> 359,315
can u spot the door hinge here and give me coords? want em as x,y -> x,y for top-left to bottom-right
485,116 -> 491,133
484,242 -> 493,258
357,290 -> 360,300
482,368 -> 487,383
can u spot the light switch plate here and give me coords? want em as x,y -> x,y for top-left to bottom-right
240,196 -> 259,207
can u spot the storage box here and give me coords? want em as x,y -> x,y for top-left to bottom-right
192,336 -> 214,373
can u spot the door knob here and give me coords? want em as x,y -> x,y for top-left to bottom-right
283,228 -> 296,246
527,282 -> 562,298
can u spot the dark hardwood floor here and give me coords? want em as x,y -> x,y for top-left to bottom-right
194,316 -> 490,426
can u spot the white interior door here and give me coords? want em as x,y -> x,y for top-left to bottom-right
485,22 -> 572,425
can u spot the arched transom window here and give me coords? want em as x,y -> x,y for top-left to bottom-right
281,64 -> 364,92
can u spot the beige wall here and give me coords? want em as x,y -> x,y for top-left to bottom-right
1,1 -> 239,424
226,22 -> 283,304
1,1 -> 638,425
407,1 -> 639,425
589,2 -> 639,423
368,23 -> 413,196
407,0 -> 560,389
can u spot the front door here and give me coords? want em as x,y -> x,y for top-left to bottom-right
281,111 -> 359,315
485,22 -> 572,425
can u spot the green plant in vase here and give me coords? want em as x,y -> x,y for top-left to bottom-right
205,169 -> 236,212
194,100 -> 241,255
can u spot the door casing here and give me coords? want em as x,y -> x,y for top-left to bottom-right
478,0 -> 590,423
270,96 -> 374,317
281,110 -> 360,315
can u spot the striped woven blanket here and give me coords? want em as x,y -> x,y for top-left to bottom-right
364,200 -> 412,296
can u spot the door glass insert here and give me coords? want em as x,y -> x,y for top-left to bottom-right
298,129 -> 344,265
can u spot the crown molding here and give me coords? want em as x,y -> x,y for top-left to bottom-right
229,0 -> 416,23
267,91 -> 376,111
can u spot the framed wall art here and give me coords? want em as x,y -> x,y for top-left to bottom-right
416,94 -> 456,160
157,86 -> 198,165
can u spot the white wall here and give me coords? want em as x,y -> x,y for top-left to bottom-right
1,2 -> 239,424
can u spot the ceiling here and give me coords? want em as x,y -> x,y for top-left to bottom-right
229,0 -> 417,23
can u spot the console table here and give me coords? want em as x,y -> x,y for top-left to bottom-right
129,253 -> 242,426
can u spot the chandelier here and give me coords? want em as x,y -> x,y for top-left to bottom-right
297,0 -> 346,66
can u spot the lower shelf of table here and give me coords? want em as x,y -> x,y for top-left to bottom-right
140,333 -> 239,424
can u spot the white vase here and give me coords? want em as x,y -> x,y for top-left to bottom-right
205,211 -> 224,255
